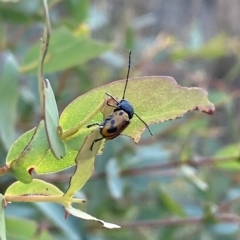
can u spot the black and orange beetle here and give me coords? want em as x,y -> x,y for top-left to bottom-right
87,51 -> 153,150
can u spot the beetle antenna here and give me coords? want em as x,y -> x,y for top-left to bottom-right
134,112 -> 153,136
122,50 -> 131,100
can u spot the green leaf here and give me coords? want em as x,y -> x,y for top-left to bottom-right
5,179 -> 64,197
5,121 -> 78,175
69,0 -> 89,23
208,89 -> 230,105
60,76 -> 215,146
0,2 -> 41,24
64,129 -> 105,197
158,188 -> 186,217
43,79 -> 66,159
38,230 -> 56,240
6,128 -> 35,164
34,202 -> 80,240
0,194 -> 6,240
21,26 -> 111,74
6,77 -> 215,176
41,76 -> 214,174
171,34 -> 227,61
35,147 -> 78,174
7,121 -> 49,183
5,122 -> 79,176
0,53 -> 18,150
214,143 -> 240,170
6,216 -> 55,240
6,217 -> 37,240
124,26 -> 135,50
5,180 -> 119,230
65,204 -> 120,229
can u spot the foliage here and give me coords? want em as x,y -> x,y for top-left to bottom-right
0,0 -> 240,240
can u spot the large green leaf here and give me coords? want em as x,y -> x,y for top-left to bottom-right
0,53 -> 18,150
6,76 -> 215,176
5,123 -> 79,175
60,76 -> 215,147
7,121 -> 49,183
20,26 -> 111,74
36,148 -> 78,174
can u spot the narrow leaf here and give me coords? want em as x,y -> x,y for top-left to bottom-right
6,218 -> 37,239
158,188 -> 186,217
64,129 -> 104,197
0,194 -> 6,240
43,79 -> 66,159
214,143 -> 240,170
34,202 -> 80,240
65,204 -> 120,229
21,27 -> 111,74
0,53 -> 18,149
6,217 -> 55,240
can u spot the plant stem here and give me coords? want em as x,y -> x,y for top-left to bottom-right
87,213 -> 240,231
37,155 -> 238,182
0,165 -> 10,177
38,0 -> 51,108
5,195 -> 63,204
61,99 -> 105,139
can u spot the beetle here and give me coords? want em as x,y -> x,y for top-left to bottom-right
87,51 -> 153,151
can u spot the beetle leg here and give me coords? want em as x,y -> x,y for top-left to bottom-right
105,92 -> 118,108
105,92 -> 118,102
87,123 -> 100,128
90,137 -> 104,151
106,100 -> 117,108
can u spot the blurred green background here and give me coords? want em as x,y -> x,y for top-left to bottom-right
1,0 -> 240,239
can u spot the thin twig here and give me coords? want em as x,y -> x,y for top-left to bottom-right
0,165 -> 10,177
87,213 -> 240,231
217,195 -> 240,213
38,0 -> 51,108
92,156 -> 238,179
36,155 -> 238,183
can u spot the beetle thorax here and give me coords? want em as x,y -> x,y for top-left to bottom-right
115,99 -> 134,119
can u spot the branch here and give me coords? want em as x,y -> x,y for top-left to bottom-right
87,213 -> 240,231
38,0 -> 51,108
92,155 -> 237,179
0,165 -> 10,177
37,155 -> 238,182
